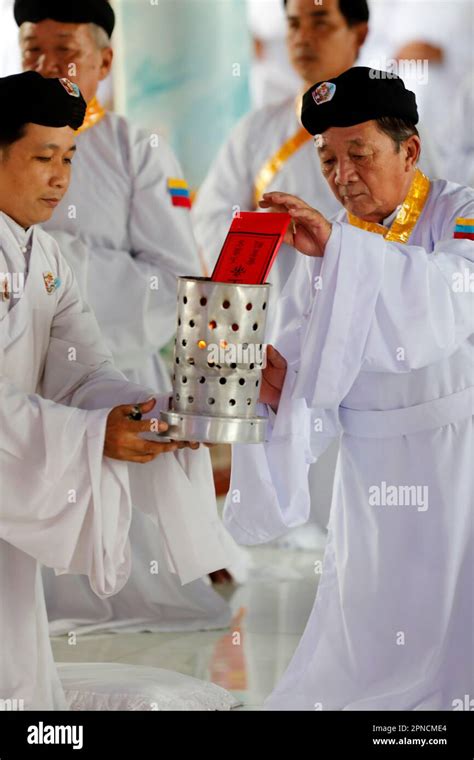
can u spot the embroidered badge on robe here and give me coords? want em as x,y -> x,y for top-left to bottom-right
167,178 -> 191,209
453,218 -> 474,240
43,271 -> 61,294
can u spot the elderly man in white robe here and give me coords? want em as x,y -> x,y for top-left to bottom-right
224,67 -> 474,710
13,0 -> 240,637
0,71 -> 237,711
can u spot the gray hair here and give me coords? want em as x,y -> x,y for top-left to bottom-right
88,23 -> 111,50
375,117 -> 420,154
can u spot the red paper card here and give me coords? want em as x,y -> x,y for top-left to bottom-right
211,212 -> 291,284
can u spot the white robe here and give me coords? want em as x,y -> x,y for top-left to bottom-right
224,177 -> 474,709
0,213 -> 233,709
41,111 -> 239,634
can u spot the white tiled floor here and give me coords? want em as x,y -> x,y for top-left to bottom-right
51,544 -> 325,710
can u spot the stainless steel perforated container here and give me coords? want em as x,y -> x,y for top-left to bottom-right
160,276 -> 270,443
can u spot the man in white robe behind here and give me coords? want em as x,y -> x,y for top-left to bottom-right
224,67 -> 474,709
13,0 -> 241,636
0,71 -> 237,711
194,0 -> 371,551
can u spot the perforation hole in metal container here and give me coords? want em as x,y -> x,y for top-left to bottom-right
182,376 -> 187,383
209,320 -> 217,329
199,377 -> 206,384
183,296 -> 188,304
229,399 -> 236,406
262,302 -> 267,310
247,398 -> 252,405
230,362 -> 237,369
239,378 -> 246,386
223,300 -> 230,309
231,323 -> 239,332
176,394 -> 180,401
182,339 -> 187,346
219,378 -> 227,385
208,397 -> 215,405
189,320 -> 195,327
176,357 -> 180,364
200,297 -> 207,306
252,323 -> 258,331
249,363 -> 255,369
246,303 -> 253,311
188,396 -> 194,403
187,358 -> 195,365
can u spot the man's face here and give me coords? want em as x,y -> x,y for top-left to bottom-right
285,0 -> 368,85
20,20 -> 113,103
317,121 -> 421,222
0,124 -> 76,228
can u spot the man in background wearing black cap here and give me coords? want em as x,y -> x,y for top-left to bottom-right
193,0 -> 442,554
14,0 -> 239,636
224,67 -> 474,710
194,0 -> 369,554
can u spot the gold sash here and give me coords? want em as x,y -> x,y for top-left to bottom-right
253,127 -> 312,207
76,97 -> 106,134
347,169 -> 431,244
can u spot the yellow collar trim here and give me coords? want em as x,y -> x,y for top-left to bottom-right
76,97 -> 106,134
347,169 -> 431,243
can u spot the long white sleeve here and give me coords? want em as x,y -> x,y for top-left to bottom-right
0,377 -> 132,599
224,370 -> 338,544
295,218 -> 474,408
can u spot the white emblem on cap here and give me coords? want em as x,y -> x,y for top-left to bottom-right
59,78 -> 81,98
312,82 -> 336,105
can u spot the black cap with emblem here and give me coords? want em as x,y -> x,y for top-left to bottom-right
301,67 -> 419,136
0,72 -> 87,131
14,0 -> 115,38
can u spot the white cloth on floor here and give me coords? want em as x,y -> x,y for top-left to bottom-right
58,663 -> 239,711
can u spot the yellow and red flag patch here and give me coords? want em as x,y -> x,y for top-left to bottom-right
167,178 -> 191,209
454,217 -> 474,240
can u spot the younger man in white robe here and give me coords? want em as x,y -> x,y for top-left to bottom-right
0,71 -> 235,711
224,67 -> 474,710
14,0 -> 238,635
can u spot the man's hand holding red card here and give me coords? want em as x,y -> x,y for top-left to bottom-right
259,192 -> 332,258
